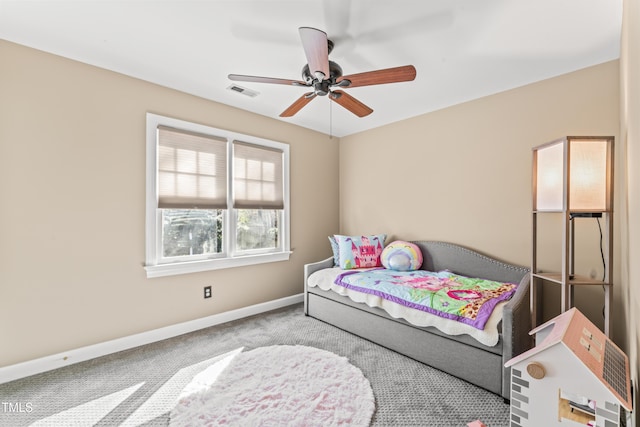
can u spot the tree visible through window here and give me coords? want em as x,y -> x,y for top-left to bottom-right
236,209 -> 279,251
162,209 -> 223,257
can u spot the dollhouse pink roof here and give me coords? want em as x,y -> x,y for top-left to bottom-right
505,307 -> 632,411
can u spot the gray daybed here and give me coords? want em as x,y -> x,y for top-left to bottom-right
303,240 -> 532,400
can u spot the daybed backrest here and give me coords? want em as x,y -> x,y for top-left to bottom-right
412,241 -> 529,284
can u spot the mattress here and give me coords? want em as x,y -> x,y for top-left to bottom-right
307,267 -> 506,347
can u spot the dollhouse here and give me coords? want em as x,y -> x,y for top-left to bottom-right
505,308 -> 632,426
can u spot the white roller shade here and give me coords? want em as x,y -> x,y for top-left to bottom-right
233,141 -> 284,210
157,126 -> 227,209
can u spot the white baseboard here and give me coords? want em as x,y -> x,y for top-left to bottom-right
0,294 -> 303,385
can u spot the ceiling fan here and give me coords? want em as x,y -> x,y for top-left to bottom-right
228,27 -> 417,118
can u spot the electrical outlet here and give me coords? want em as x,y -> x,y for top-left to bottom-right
204,286 -> 212,299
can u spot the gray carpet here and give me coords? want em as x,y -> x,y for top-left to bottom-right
0,304 -> 509,426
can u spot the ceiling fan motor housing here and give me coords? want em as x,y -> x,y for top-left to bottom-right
302,60 -> 343,96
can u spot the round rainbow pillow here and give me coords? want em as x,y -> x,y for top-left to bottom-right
381,241 -> 423,271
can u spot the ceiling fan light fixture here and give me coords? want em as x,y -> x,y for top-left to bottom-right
313,80 -> 330,96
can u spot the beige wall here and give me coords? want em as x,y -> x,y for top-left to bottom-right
621,0 -> 639,422
0,40 -> 340,366
1,31 -> 633,385
340,61 -> 622,339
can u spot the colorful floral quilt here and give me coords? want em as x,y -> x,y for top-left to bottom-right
334,268 -> 517,330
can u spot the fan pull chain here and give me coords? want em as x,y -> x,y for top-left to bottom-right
329,97 -> 333,139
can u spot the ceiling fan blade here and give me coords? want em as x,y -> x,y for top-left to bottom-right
338,65 -> 416,88
330,90 -> 373,117
228,74 -> 307,86
280,93 -> 317,117
299,27 -> 330,80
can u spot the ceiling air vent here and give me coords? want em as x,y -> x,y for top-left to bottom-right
227,84 -> 259,98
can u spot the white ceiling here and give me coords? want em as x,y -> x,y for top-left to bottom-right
0,0 -> 623,137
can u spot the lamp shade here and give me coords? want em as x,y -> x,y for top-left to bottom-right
533,137 -> 613,212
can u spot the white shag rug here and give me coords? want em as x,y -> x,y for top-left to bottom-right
169,345 -> 375,427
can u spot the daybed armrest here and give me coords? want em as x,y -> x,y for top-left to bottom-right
501,273 -> 533,399
303,257 -> 334,315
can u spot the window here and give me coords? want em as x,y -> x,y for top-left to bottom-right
145,113 -> 290,278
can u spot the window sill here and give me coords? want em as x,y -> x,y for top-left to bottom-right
145,251 -> 292,278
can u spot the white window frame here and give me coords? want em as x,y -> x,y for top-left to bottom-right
145,113 -> 291,278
